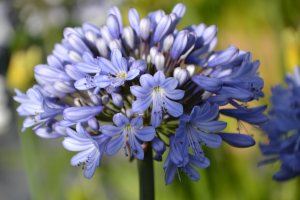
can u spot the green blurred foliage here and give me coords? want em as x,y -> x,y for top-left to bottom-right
6,0 -> 300,199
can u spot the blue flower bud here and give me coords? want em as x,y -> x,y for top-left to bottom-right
128,8 -> 140,36
88,117 -> 100,132
123,26 -> 135,49
182,32 -> 197,56
107,14 -> 120,39
67,33 -> 92,55
217,132 -> 256,148
155,9 -> 165,25
63,106 -> 103,123
139,17 -> 151,40
154,53 -> 165,71
108,6 -> 123,34
68,50 -> 83,63
64,64 -> 87,81
194,23 -> 206,48
109,39 -> 122,51
202,25 -> 218,45
191,75 -> 223,92
47,55 -> 63,70
101,95 -> 109,105
90,94 -> 102,105
177,69 -> 188,87
84,30 -> 97,44
100,25 -> 113,45
163,34 -> 174,52
82,22 -> 101,37
126,109 -> 133,119
171,3 -> 186,20
42,83 -> 66,98
153,15 -> 172,43
208,46 -> 239,68
53,81 -> 75,94
152,136 -> 166,156
95,38 -> 108,57
34,64 -> 71,82
171,30 -> 188,59
106,85 -> 121,94
112,93 -> 124,108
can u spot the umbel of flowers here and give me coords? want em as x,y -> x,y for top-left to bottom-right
14,3 -> 268,184
260,65 -> 300,181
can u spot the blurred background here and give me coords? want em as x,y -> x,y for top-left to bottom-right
1,0 -> 300,199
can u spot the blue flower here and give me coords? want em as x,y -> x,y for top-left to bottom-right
175,102 -> 225,160
101,113 -> 155,159
63,123 -> 111,179
163,136 -> 210,185
152,137 -> 167,161
260,65 -> 300,181
131,71 -> 185,127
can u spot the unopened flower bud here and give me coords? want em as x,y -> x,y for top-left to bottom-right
186,65 -> 195,77
163,34 -> 174,52
108,6 -> 123,34
171,30 -> 188,59
177,69 -> 188,87
88,117 -> 100,132
150,46 -> 158,64
123,26 -> 134,49
153,15 -> 172,43
173,67 -> 181,78
152,137 -> 166,161
90,94 -> 102,105
109,39 -> 122,51
107,14 -> 120,39
154,53 -> 165,71
155,9 -> 165,24
112,93 -> 124,108
74,98 -> 86,107
171,3 -> 186,20
203,25 -> 218,45
68,50 -> 83,63
84,30 -> 97,45
106,85 -> 121,94
53,81 -> 75,94
128,8 -> 140,36
126,109 -> 133,119
101,95 -> 109,105
140,17 -> 151,40
96,38 -> 108,57
100,25 -> 113,45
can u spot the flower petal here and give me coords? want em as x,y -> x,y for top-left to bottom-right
135,126 -> 156,142
105,135 -> 124,156
193,121 -> 227,132
163,97 -> 183,117
164,89 -> 185,100
140,74 -> 157,90
113,113 -> 130,127
101,125 -> 123,137
127,69 -> 140,80
130,115 -> 143,128
130,86 -> 151,98
132,95 -> 153,114
154,71 -> 166,85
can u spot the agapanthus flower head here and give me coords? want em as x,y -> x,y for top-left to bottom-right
260,65 -> 300,181
14,3 -> 266,183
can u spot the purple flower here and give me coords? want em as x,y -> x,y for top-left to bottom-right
63,123 -> 111,179
175,102 -> 225,161
131,71 -> 185,127
101,113 -> 155,159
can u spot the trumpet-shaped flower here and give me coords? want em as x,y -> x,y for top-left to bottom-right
101,113 -> 155,159
131,71 -> 185,127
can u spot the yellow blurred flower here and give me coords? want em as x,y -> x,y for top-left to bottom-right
282,27 -> 300,72
6,45 -> 42,91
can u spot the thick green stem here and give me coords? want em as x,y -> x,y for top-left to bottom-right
138,143 -> 155,200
